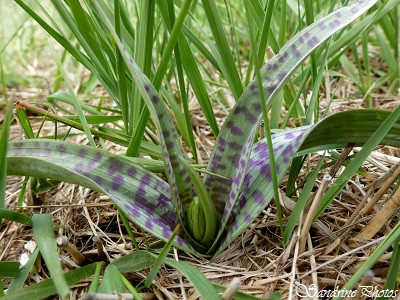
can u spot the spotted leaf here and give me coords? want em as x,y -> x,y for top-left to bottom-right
98,7 -> 196,221
217,109 -> 400,254
7,140 -> 195,253
204,0 -> 378,242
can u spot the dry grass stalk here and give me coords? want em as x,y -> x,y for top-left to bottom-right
349,185 -> 400,248
361,162 -> 400,215
220,278 -> 241,300
298,174 -> 332,254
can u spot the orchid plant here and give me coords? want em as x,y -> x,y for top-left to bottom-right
6,0 -> 394,256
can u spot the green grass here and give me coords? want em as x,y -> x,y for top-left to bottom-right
1,0 -> 400,298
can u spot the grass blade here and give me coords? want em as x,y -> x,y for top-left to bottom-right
98,264 -> 125,293
0,208 -> 32,227
48,40 -> 96,147
6,247 -> 40,295
161,256 -> 220,299
201,0 -> 243,99
145,224 -> 180,288
111,251 -> 156,273
2,263 -> 97,300
0,262 -> 20,278
32,214 -> 69,299
0,101 -> 12,225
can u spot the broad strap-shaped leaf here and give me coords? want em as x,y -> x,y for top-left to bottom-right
217,109 -> 400,254
204,0 -> 378,238
7,140 -> 195,253
216,127 -> 312,254
96,4 -> 196,219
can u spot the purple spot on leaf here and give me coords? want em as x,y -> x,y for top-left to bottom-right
278,72 -> 286,82
127,205 -> 140,218
94,176 -> 103,185
57,144 -> 67,153
233,106 -> 242,115
162,227 -> 170,238
127,167 -> 136,178
141,174 -> 152,185
284,132 -> 296,139
244,212 -> 252,223
162,130 -> 170,138
307,36 -> 319,48
77,149 -> 87,158
165,141 -> 175,149
291,44 -> 301,58
155,194 -> 167,208
267,85 -> 277,93
329,19 -> 340,28
229,154 -> 241,167
112,174 -> 124,190
217,138 -> 226,152
228,141 -> 242,151
253,103 -> 262,113
74,164 -> 84,173
145,218 -> 154,230
231,126 -> 243,136
108,157 -> 124,175
253,189 -> 264,205
152,95 -> 160,103
94,152 -> 103,162
278,52 -> 288,63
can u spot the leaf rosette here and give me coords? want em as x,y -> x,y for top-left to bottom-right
8,0 -> 393,256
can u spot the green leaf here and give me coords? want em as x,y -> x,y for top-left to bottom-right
113,250 -> 220,298
0,262 -> 20,278
145,224 -> 180,288
0,101 -> 13,225
32,214 -> 69,299
223,109 -> 400,254
316,105 -> 400,218
98,264 -> 125,293
7,248 -> 40,295
205,0 -> 379,237
2,263 -> 97,300
0,208 -> 32,227
112,250 -> 156,274
161,256 -> 220,299
298,109 -> 400,155
97,2 -> 195,221
7,140 -> 194,254
200,0 -> 243,100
